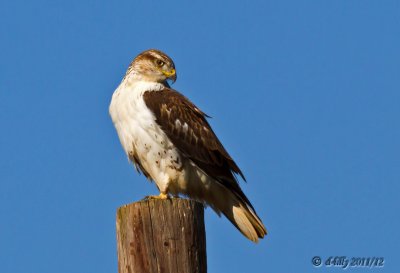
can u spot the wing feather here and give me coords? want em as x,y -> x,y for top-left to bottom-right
143,88 -> 255,210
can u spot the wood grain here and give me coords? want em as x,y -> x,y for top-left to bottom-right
116,198 -> 207,273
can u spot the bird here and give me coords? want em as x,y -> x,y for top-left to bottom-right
109,49 -> 267,242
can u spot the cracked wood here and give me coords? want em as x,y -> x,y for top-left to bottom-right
116,198 -> 207,273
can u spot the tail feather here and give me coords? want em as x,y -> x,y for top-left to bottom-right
182,167 -> 267,242
213,184 -> 267,242
194,182 -> 267,242
231,203 -> 267,242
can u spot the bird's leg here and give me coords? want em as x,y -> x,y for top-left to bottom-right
144,192 -> 170,200
144,178 -> 171,200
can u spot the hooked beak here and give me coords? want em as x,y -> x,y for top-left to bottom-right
162,69 -> 177,83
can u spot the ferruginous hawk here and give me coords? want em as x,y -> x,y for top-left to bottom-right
109,49 -> 267,242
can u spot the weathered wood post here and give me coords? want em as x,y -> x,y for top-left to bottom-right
116,198 -> 207,273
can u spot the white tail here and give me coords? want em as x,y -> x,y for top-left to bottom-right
231,202 -> 267,242
189,180 -> 267,242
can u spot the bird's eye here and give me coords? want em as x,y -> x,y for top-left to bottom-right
155,60 -> 165,67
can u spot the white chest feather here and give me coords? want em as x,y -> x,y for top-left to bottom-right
109,80 -> 164,153
109,80 -> 183,192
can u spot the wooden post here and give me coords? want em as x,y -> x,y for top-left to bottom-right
116,198 -> 207,273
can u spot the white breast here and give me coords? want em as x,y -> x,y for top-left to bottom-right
109,79 -> 183,193
109,80 -> 163,153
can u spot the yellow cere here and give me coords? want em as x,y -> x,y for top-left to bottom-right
162,69 -> 176,77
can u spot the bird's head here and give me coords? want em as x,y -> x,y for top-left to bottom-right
125,49 -> 177,84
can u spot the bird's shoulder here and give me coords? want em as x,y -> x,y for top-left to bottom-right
143,86 -> 246,181
143,87 -> 207,118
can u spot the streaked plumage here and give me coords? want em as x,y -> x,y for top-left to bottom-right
109,49 -> 267,242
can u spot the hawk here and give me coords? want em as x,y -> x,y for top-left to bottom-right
109,49 -> 267,242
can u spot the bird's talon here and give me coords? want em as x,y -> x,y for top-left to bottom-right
144,193 -> 170,200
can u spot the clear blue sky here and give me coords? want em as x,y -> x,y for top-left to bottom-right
1,1 -> 399,272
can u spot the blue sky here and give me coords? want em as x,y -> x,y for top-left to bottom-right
1,0 -> 399,272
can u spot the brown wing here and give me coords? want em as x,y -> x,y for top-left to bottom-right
143,88 -> 254,209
